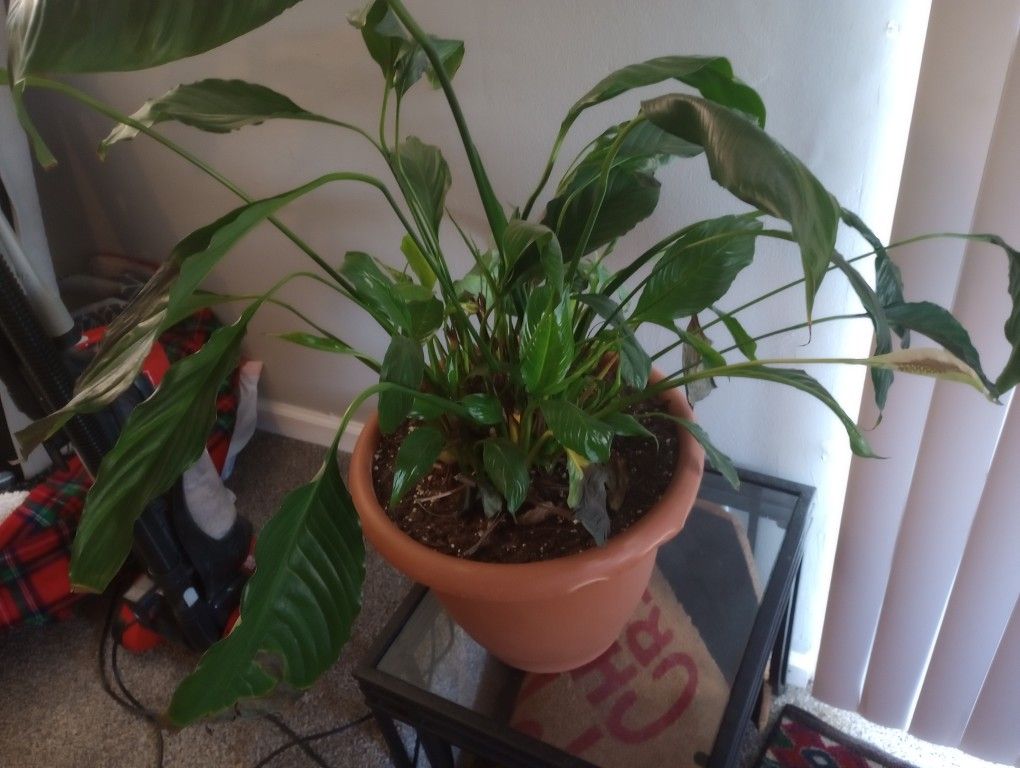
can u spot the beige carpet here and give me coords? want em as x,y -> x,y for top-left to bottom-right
0,431 -> 410,768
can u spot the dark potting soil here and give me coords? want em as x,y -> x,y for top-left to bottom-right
371,400 -> 680,564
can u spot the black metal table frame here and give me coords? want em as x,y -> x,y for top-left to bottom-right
355,466 -> 813,768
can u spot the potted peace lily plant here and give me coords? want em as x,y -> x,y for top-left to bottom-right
6,0 -> 1019,728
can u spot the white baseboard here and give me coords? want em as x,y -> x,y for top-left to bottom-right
256,399 -> 363,454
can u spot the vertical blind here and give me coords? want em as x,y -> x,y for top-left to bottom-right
814,4 -> 1020,764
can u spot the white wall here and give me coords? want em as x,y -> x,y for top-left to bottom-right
24,0 -> 932,677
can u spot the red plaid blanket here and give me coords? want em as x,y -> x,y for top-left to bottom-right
0,310 -> 240,629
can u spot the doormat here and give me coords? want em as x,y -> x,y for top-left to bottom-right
509,568 -> 731,768
756,705 -> 920,768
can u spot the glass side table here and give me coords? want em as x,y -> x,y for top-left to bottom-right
356,467 -> 813,768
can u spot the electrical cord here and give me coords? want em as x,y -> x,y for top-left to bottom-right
98,591 -> 374,768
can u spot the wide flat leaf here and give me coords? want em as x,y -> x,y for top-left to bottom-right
390,426 -> 444,504
642,94 -> 840,319
482,438 -> 530,514
520,303 -> 574,396
884,302 -> 995,395
378,336 -> 424,434
577,294 -> 651,389
460,393 -> 503,426
100,79 -> 340,157
841,208 -> 907,339
348,1 -> 463,95
167,440 -> 364,726
566,56 -> 765,127
18,174 -> 343,455
601,412 -> 654,439
393,137 -> 451,234
502,219 -> 563,291
634,216 -> 761,326
70,307 -> 255,591
720,367 -> 876,458
714,308 -> 757,359
277,331 -> 379,371
7,0 -> 302,79
544,166 -> 661,258
541,400 -> 614,463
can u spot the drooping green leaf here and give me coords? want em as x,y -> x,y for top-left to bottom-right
642,94 -> 840,319
883,302 -> 995,394
601,411 -> 654,440
378,336 -> 424,434
340,251 -> 439,340
714,307 -> 757,359
566,56 -> 766,128
461,393 -> 503,425
391,426 -> 444,504
544,166 -> 660,258
502,219 -> 564,291
520,303 -> 574,395
841,208 -> 908,340
718,366 -> 876,457
18,175 -> 344,455
541,400 -> 614,463
100,79 -> 341,157
6,0 -> 303,79
573,463 -> 610,546
654,413 -> 739,489
395,37 -> 465,96
482,438 -> 530,514
577,294 -> 651,389
634,216 -> 761,326
166,440 -> 364,726
994,236 -> 1020,394
69,306 -> 256,592
277,331 -> 380,372
392,282 -> 444,340
400,234 -> 436,290
393,137 -> 451,234
831,252 -> 894,412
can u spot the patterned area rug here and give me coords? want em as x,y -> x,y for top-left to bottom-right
757,705 -> 920,768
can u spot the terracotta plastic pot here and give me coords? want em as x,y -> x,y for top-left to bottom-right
349,380 -> 705,673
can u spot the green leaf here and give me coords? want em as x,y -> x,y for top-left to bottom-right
400,234 -> 436,290
634,216 -> 761,326
577,294 -> 651,389
100,79 -> 339,158
482,438 -> 530,514
520,304 -> 573,395
544,166 -> 660,258
69,306 -> 256,592
378,336 -> 424,434
277,332 -> 379,371
573,463 -> 610,546
883,302 -> 995,394
6,0 -> 303,79
655,414 -> 739,489
393,137 -> 451,234
993,236 -> 1020,393
502,219 -> 563,291
601,412 -> 654,440
391,426 -> 444,504
461,393 -> 503,425
566,56 -> 766,128
714,307 -> 757,359
340,251 -> 439,340
541,400 -> 614,463
348,1 -> 463,95
18,175 -> 343,455
720,367 -> 876,458
642,94 -> 840,319
166,440 -> 364,725
831,252 -> 894,411
841,208 -> 908,341
392,282 -> 444,341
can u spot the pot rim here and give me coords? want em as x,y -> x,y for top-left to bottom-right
348,376 -> 705,602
